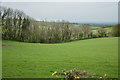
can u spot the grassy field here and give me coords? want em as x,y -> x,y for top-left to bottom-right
92,27 -> 112,34
2,37 -> 118,78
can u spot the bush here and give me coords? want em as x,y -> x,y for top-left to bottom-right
51,69 -> 109,79
97,28 -> 107,37
112,25 -> 120,37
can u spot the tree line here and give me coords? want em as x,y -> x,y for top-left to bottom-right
1,7 -> 119,43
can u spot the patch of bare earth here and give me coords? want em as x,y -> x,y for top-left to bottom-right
2,44 -> 13,48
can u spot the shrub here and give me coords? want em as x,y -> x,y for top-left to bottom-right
112,25 -> 120,37
97,28 -> 107,37
51,69 -> 114,80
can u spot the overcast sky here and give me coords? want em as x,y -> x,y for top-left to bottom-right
1,2 -> 118,24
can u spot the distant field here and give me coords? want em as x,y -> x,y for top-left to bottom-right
72,24 -> 105,29
72,24 -> 112,32
92,27 -> 112,34
90,25 -> 103,29
104,27 -> 113,32
2,37 -> 118,78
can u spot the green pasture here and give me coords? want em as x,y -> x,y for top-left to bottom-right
2,37 -> 118,78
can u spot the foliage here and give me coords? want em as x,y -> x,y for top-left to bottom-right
111,25 -> 120,37
97,28 -> 107,37
51,69 -> 110,80
52,69 -> 96,78
1,6 -> 116,43
1,6 -> 33,41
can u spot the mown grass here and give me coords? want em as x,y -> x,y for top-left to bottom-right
2,37 -> 118,78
